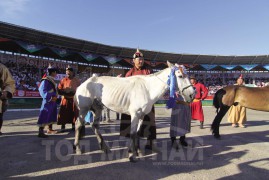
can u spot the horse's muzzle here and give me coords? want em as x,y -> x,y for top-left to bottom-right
189,88 -> 197,102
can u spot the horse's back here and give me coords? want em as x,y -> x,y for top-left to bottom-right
97,76 -> 151,112
234,85 -> 269,110
75,75 -> 156,113
219,85 -> 269,111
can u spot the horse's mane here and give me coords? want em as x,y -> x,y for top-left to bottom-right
148,67 -> 169,77
142,64 -> 169,77
121,67 -> 169,79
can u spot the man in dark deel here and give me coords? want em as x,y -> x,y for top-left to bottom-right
120,48 -> 158,151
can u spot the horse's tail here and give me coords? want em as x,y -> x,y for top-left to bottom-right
213,89 -> 225,113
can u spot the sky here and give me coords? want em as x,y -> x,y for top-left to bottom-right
1,0 -> 269,56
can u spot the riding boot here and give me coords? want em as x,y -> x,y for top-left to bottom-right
200,121 -> 204,129
116,113 -> 120,120
71,123 -> 75,131
60,124 -> 66,133
145,139 -> 160,153
179,136 -> 188,147
171,137 -> 179,150
38,127 -> 48,138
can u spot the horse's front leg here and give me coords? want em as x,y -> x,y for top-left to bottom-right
92,106 -> 111,154
129,114 -> 140,162
135,115 -> 145,151
211,106 -> 230,139
74,109 -> 87,155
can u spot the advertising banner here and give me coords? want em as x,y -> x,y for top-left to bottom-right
16,41 -> 44,53
220,65 -> 237,70
241,64 -> 258,71
103,55 -> 122,64
14,90 -> 41,98
201,64 -> 217,70
50,48 -> 72,57
79,52 -> 98,62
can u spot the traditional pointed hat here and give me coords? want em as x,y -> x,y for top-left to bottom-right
66,64 -> 74,72
47,63 -> 57,73
42,63 -> 57,78
133,48 -> 143,58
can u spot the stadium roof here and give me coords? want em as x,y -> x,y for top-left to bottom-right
1,21 -> 269,65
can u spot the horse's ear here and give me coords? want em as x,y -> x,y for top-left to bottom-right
167,61 -> 174,68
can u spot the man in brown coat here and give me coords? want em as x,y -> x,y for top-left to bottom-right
0,63 -> 15,135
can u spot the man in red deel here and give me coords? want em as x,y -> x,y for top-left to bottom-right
190,76 -> 208,129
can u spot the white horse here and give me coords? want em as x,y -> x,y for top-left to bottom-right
74,61 -> 195,162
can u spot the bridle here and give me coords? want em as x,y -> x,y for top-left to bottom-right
181,84 -> 193,93
153,67 -> 193,94
176,67 -> 194,94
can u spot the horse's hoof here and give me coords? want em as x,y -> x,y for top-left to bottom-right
129,156 -> 138,163
137,149 -> 142,156
104,148 -> 112,154
76,149 -> 82,155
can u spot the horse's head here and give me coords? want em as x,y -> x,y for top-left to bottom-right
167,61 -> 196,103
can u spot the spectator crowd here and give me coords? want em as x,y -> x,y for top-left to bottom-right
1,60 -> 268,96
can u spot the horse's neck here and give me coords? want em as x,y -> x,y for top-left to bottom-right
146,68 -> 170,102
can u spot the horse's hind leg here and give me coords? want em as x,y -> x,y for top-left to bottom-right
211,106 -> 229,139
74,108 -> 87,155
91,102 -> 111,153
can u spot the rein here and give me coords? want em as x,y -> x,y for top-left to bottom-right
181,84 -> 193,93
153,73 -> 169,88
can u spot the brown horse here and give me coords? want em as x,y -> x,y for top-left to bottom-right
211,85 -> 269,138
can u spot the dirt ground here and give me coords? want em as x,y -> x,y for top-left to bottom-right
1,107 -> 269,180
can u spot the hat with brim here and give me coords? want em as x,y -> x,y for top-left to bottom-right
190,75 -> 196,80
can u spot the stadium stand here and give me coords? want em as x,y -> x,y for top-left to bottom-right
0,21 -> 268,98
